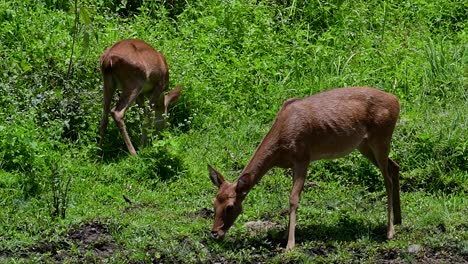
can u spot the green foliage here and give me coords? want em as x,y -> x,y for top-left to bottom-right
0,121 -> 40,173
44,0 -> 70,10
134,134 -> 184,183
0,116 -> 50,197
0,0 -> 467,262
47,156 -> 73,219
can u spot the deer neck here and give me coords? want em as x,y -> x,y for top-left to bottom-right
239,131 -> 280,190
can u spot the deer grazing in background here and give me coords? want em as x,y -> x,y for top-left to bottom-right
208,87 -> 401,250
99,39 -> 182,155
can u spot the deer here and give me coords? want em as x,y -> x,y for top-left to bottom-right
99,39 -> 182,155
208,86 -> 401,250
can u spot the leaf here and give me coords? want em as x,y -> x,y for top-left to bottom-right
54,89 -> 63,100
79,7 -> 92,25
20,60 -> 32,72
81,30 -> 90,52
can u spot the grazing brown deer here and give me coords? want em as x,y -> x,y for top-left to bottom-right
99,39 -> 182,155
208,87 -> 401,249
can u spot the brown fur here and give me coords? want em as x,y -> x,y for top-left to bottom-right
99,39 -> 182,155
209,87 -> 401,249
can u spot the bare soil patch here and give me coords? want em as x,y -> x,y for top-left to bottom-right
65,221 -> 118,258
187,207 -> 214,219
2,220 -> 120,263
375,244 -> 468,264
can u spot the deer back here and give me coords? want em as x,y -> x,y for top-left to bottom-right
265,87 -> 400,164
100,39 -> 169,94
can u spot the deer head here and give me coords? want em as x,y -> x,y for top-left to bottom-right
208,165 -> 251,239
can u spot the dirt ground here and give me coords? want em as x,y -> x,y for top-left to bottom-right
1,212 -> 466,263
0,221 -> 118,263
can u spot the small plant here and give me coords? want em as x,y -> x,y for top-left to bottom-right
0,122 -> 38,173
138,134 -> 184,182
48,161 -> 73,219
0,119 -> 48,198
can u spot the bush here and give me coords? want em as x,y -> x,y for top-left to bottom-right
139,135 -> 184,181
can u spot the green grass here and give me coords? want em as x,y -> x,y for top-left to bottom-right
0,0 -> 467,263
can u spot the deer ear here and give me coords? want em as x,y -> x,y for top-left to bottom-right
208,165 -> 225,188
236,174 -> 251,195
164,85 -> 183,114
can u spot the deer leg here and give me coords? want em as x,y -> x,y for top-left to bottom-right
111,82 -> 141,156
286,162 -> 308,250
99,74 -> 115,147
388,158 -> 401,225
358,140 -> 395,239
379,157 -> 395,239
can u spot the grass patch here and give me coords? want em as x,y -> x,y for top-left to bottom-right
0,0 -> 467,262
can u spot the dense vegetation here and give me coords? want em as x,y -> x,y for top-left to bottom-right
0,0 -> 466,263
